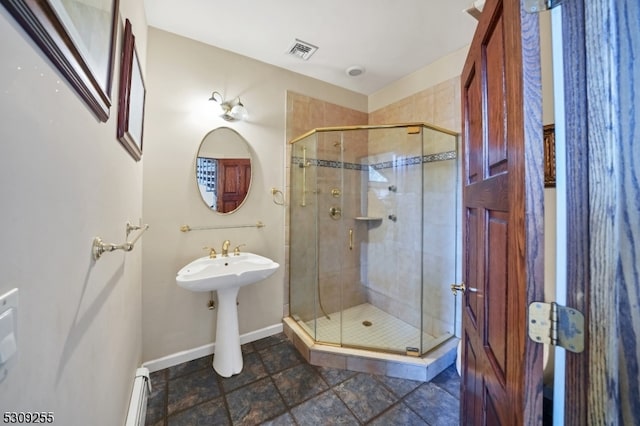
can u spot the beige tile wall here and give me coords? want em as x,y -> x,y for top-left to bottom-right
369,76 -> 462,132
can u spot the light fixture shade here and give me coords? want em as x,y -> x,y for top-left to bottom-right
229,103 -> 248,121
208,91 -> 248,121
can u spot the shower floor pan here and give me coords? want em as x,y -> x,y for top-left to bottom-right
283,303 -> 458,382
300,303 -> 451,354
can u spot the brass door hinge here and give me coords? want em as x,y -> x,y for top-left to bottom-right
524,0 -> 564,13
528,302 -> 584,353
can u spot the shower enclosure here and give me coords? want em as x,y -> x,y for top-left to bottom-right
289,123 -> 459,357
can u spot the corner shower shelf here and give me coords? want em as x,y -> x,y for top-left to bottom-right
354,216 -> 383,221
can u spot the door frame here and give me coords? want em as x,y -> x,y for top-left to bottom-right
560,0 -> 639,423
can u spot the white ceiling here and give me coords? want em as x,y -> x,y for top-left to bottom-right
144,0 -> 479,95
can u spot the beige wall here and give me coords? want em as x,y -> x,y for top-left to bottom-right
141,29 -> 367,362
0,1 -> 147,424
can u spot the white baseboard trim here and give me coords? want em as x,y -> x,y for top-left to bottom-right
142,323 -> 284,373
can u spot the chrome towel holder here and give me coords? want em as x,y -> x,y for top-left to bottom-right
92,221 -> 150,260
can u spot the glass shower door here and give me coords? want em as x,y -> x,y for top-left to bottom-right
313,131 -> 347,345
421,128 -> 459,354
289,135 -> 320,340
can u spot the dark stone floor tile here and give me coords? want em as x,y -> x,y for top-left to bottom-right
218,351 -> 268,393
259,341 -> 304,374
431,365 -> 461,399
241,341 -> 256,355
333,373 -> 398,423
404,382 -> 460,426
167,398 -> 230,426
261,412 -> 297,425
148,335 -> 462,425
314,366 -> 357,387
168,355 -> 213,379
167,368 -> 221,415
272,363 -> 329,407
290,390 -> 359,426
150,369 -> 168,387
144,381 -> 166,426
226,377 -> 286,425
369,402 -> 428,426
252,332 -> 288,350
375,374 -> 423,398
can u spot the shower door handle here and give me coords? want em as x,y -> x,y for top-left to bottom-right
349,228 -> 353,250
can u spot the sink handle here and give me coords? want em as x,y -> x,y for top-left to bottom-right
203,246 -> 217,258
233,244 -> 246,256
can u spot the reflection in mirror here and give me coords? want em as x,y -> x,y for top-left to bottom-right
196,127 -> 252,214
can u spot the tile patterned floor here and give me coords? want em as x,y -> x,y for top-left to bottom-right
145,333 -> 460,426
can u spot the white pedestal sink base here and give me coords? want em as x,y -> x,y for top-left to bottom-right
213,286 -> 243,377
175,252 -> 279,377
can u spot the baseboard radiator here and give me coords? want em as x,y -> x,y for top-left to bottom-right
125,367 -> 151,426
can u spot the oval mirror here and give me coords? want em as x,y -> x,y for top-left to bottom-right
196,127 -> 252,214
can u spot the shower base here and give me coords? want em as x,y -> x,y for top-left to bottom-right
298,303 -> 452,355
283,304 -> 458,382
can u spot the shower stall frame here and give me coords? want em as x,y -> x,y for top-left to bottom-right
285,122 -> 461,381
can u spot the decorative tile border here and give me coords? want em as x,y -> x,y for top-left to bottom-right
423,151 -> 457,163
292,150 -> 456,171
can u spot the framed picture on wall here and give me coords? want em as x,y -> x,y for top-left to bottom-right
117,18 -> 146,161
1,0 -> 120,122
544,124 -> 556,187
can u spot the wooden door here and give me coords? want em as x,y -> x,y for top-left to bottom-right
460,0 -> 544,424
216,158 -> 251,213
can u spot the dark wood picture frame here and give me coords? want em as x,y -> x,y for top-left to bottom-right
117,19 -> 145,161
1,0 -> 120,122
544,124 -> 556,187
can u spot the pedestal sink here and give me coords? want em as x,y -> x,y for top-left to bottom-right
176,253 -> 279,377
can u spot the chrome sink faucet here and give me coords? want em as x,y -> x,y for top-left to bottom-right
221,240 -> 231,257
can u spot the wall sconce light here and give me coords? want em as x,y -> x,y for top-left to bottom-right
209,91 -> 249,121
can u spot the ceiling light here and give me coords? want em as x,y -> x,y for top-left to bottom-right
209,91 -> 248,121
346,66 -> 365,77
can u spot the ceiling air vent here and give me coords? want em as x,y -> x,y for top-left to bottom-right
287,39 -> 318,61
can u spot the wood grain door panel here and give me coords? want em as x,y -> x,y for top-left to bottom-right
485,210 -> 508,386
217,158 -> 251,213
